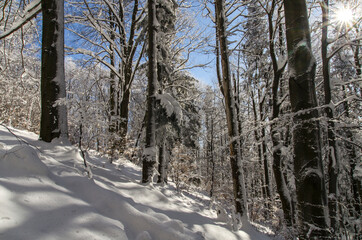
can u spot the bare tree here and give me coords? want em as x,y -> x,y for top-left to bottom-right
215,0 -> 247,219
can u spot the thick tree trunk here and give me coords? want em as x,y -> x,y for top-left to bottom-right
283,0 -> 329,237
215,0 -> 247,218
349,32 -> 362,216
40,0 -> 68,142
142,0 -> 158,183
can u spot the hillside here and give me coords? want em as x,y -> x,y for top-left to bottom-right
0,125 -> 272,240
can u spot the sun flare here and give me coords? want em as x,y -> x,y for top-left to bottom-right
333,4 -> 355,28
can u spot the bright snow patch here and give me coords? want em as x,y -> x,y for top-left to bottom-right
157,93 -> 183,122
0,125 -> 272,240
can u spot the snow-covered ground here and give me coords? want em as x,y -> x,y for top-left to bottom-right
0,125 -> 272,240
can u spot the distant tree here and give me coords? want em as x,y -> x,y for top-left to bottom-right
67,0 -> 145,153
0,16 -> 40,132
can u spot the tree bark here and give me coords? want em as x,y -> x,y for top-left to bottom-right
215,0 -> 247,218
251,88 -> 266,199
283,0 -> 329,237
209,115 -> 215,197
157,139 -> 168,184
108,7 -> 117,157
321,0 -> 340,233
142,0 -> 158,183
267,0 -> 293,226
40,0 -> 68,142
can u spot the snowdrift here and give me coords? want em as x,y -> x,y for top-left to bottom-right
0,126 -> 271,240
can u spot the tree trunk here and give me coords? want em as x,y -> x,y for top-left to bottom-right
157,139 -> 168,184
209,116 -> 215,197
108,7 -> 117,157
283,0 -> 329,237
321,0 -> 340,233
251,89 -> 266,199
119,82 -> 130,152
353,28 -> 361,76
215,0 -> 247,218
142,0 -> 158,183
267,0 -> 293,226
40,0 -> 68,142
349,30 -> 362,216
260,116 -> 271,199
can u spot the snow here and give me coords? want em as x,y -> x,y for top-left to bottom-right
0,0 -> 41,39
156,93 -> 183,122
55,0 -> 68,139
0,125 -> 272,240
276,56 -> 287,72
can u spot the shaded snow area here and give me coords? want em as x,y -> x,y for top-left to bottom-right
0,126 -> 271,240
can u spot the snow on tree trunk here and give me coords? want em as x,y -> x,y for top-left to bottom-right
142,0 -> 158,183
266,0 -> 293,226
157,139 -> 168,184
40,0 -> 68,142
215,0 -> 247,219
283,0 -> 329,237
321,0 -> 340,233
119,79 -> 131,152
108,8 -> 117,157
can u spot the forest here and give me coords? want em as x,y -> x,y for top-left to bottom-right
0,0 -> 361,239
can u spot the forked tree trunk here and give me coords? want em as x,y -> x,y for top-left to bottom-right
283,0 -> 329,237
267,0 -> 293,226
40,0 -> 68,142
215,0 -> 247,218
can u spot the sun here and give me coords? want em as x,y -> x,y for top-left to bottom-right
332,3 -> 355,29
335,6 -> 354,25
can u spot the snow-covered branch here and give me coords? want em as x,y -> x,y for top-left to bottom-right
0,0 -> 41,40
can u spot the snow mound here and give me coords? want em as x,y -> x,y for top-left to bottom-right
0,125 -> 272,240
0,145 -> 49,177
136,231 -> 152,240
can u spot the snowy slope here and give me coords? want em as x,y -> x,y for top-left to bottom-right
0,125 -> 271,240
